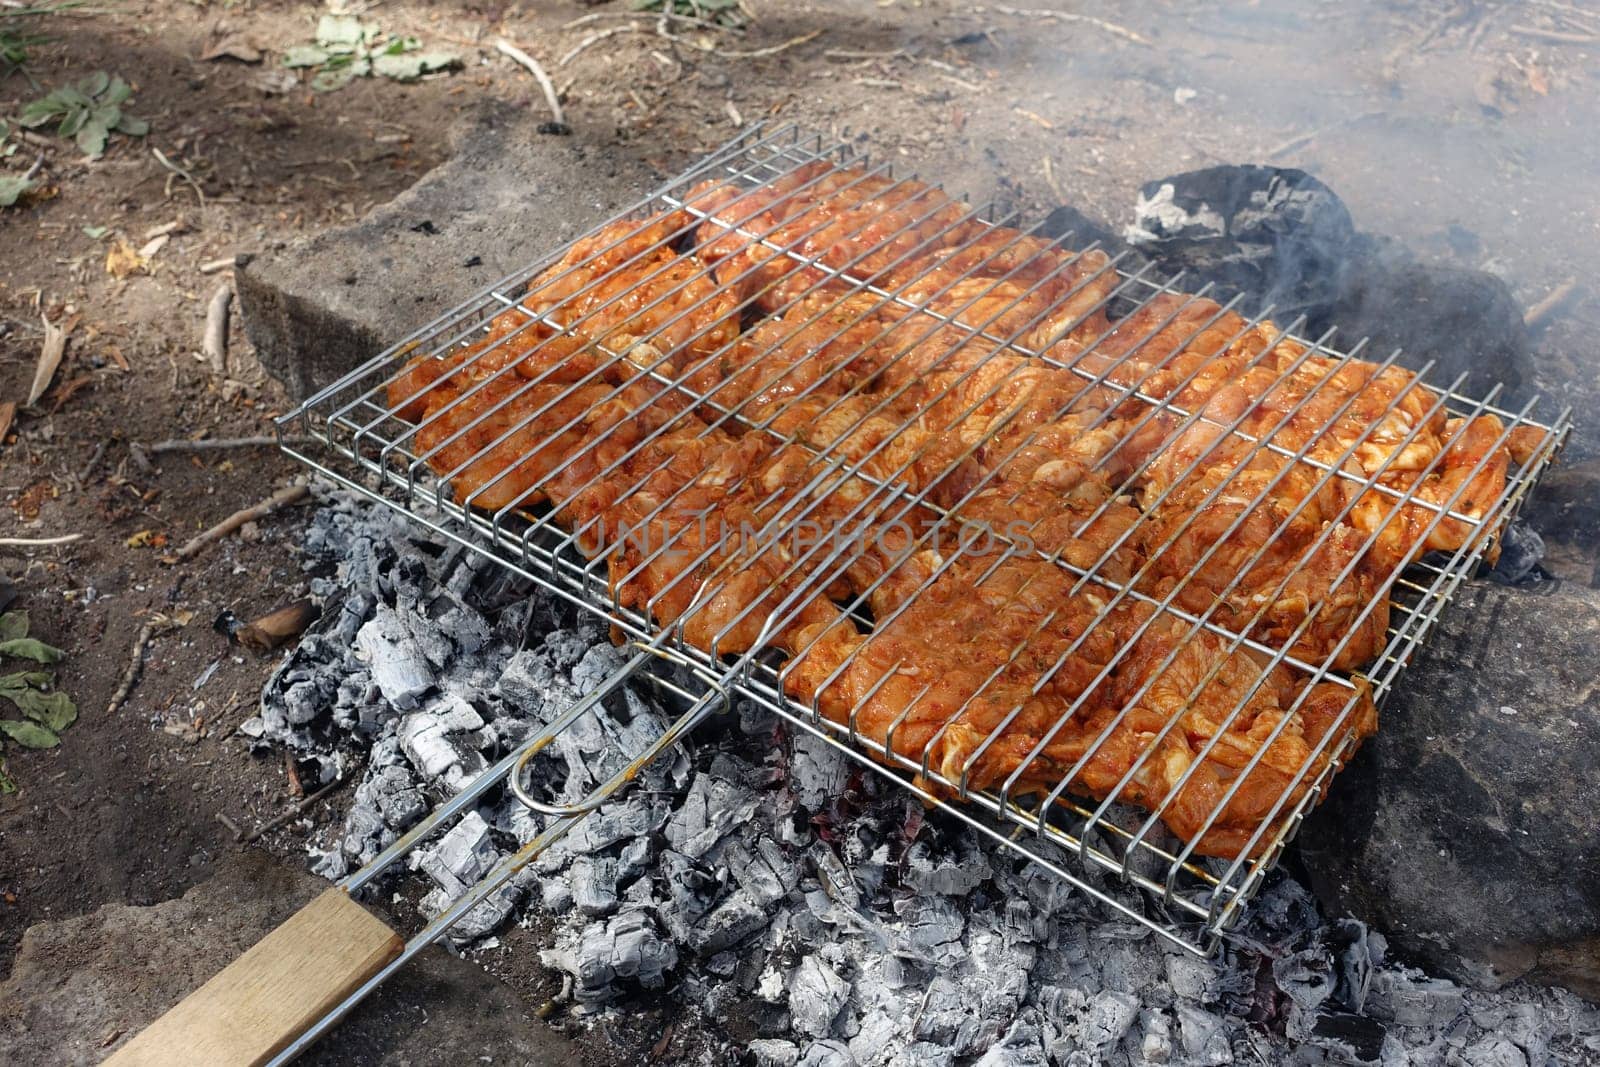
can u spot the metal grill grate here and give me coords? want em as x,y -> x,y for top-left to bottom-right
278,125 -> 1571,955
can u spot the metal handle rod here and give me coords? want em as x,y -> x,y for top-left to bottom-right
342,648 -> 655,894
271,680 -> 730,1066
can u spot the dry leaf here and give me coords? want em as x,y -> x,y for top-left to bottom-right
201,35 -> 263,64
105,239 -> 149,279
1527,65 -> 1549,96
138,233 -> 170,260
48,374 -> 94,413
231,600 -> 319,654
27,311 -> 79,408
126,529 -> 167,548
0,402 -> 14,447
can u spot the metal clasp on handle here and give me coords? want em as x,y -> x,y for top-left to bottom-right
509,641 -> 729,817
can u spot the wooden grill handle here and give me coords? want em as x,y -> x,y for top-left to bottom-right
103,888 -> 403,1067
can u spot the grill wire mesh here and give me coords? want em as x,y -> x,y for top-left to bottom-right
278,126 -> 1571,955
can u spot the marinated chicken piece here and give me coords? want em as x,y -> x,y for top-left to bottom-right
1041,612 -> 1379,858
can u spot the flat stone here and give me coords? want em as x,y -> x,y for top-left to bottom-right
1299,580 -> 1600,999
0,850 -> 580,1065
238,103 -> 656,398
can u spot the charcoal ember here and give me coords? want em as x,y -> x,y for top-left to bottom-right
727,837 -> 798,907
912,976 -> 983,1055
1167,954 -> 1219,1003
1139,1009 -> 1174,1065
1084,989 -> 1140,1049
689,889 -> 769,956
356,605 -> 437,710
1462,1034 -> 1529,1067
795,1039 -> 856,1067
750,1039 -> 801,1067
789,732 -> 849,812
569,856 -> 620,917
663,771 -> 761,859
903,840 -> 990,897
894,895 -> 965,969
847,1009 -> 899,1065
562,908 -> 678,1004
810,841 -> 862,912
397,710 -> 486,793
971,1015 -> 1048,1067
1175,1003 -> 1234,1066
789,955 -> 851,1039
886,1043 -> 955,1067
1485,522 -> 1546,586
1273,945 -> 1336,1015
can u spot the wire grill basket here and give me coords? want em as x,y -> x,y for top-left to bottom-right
278,125 -> 1571,955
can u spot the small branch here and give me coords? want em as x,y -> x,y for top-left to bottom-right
1525,277 -> 1578,328
988,6 -> 1152,46
560,24 -> 645,67
199,256 -> 240,275
203,282 -> 232,375
174,483 -> 310,562
106,619 -> 179,717
146,434 -> 310,455
240,775 -> 349,844
717,28 -> 823,58
0,533 -> 84,547
561,9 -> 740,33
151,147 -> 205,208
1509,24 -> 1599,44
496,38 -> 566,129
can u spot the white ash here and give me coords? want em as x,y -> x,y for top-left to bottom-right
257,493 -> 1600,1065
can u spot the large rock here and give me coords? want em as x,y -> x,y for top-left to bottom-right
1298,579 -> 1600,999
238,103 -> 657,398
0,850 -> 579,1065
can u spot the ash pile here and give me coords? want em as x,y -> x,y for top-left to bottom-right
246,491 -> 1600,1067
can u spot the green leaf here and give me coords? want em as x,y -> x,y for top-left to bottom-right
17,99 -> 63,127
79,70 -> 111,98
58,107 -> 88,138
75,119 -> 109,158
315,14 -> 367,49
83,224 -> 109,239
0,761 -> 15,794
281,44 -> 329,68
92,103 -> 121,129
0,671 -> 52,693
0,719 -> 58,748
0,612 -> 26,641
311,64 -> 361,92
0,638 -> 64,663
104,76 -> 132,105
382,36 -> 417,56
0,176 -> 35,208
11,689 -> 76,732
116,115 -> 148,137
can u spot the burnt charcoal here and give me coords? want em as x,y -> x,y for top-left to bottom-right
750,1038 -> 801,1067
691,890 -> 769,956
795,1039 -> 856,1067
912,976 -> 983,1055
1373,973 -> 1465,1029
1273,945 -> 1335,1014
1167,954 -> 1219,1002
411,810 -> 499,892
971,1015 -> 1049,1067
789,955 -> 851,1039
1034,203 -> 1129,259
728,837 -> 799,907
1485,522 -> 1546,586
1174,1003 -> 1233,1066
569,856 -> 620,917
809,841 -> 862,911
398,710 -> 486,793
848,1010 -> 899,1065
893,895 -> 965,969
1085,989 -> 1141,1049
1139,1009 -> 1174,1065
663,771 -> 761,859
565,908 -> 678,1004
1462,1034 -> 1529,1067
356,605 -> 437,710
789,732 -> 849,812
1125,165 -> 1358,325
657,850 -> 726,940
886,1043 -> 955,1067
903,840 -> 991,897
1303,1011 -> 1387,1064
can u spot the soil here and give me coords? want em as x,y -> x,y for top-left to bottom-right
1,0 -> 1596,1061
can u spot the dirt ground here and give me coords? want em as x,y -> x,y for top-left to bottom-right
2,0 -> 1597,1059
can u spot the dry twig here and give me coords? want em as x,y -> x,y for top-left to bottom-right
240,775 -> 349,843
718,28 -> 823,58
203,282 -> 233,375
199,257 -> 239,275
28,310 -> 80,408
562,9 -> 739,33
151,147 -> 205,208
146,434 -> 308,455
1525,277 -> 1578,328
106,618 -> 180,717
174,483 -> 310,561
988,6 -> 1151,46
0,533 -> 84,547
0,402 -> 14,448
496,38 -> 566,128
1509,24 -> 1599,43
560,24 -> 645,66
